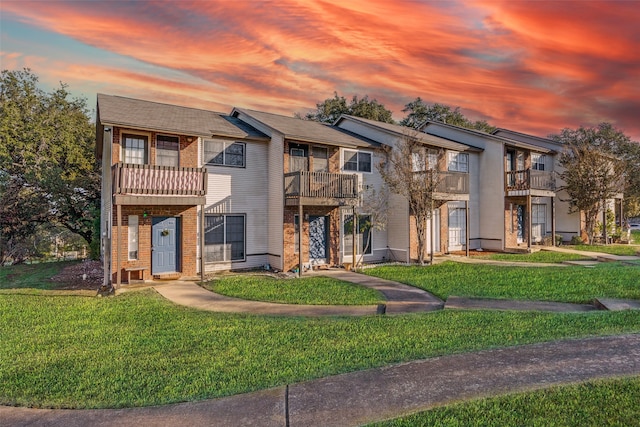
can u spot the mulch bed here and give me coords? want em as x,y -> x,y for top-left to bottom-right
50,260 -> 104,290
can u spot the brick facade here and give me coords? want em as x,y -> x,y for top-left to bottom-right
504,197 -> 528,249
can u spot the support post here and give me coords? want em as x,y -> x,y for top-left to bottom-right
429,199 -> 434,264
116,204 -> 122,287
200,205 -> 205,283
352,205 -> 357,271
551,197 -> 556,246
527,195 -> 532,251
465,200 -> 469,257
602,201 -> 607,245
298,203 -> 303,277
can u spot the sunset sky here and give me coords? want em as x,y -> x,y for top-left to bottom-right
1,0 -> 639,140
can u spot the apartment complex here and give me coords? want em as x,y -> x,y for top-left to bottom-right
96,94 -> 622,286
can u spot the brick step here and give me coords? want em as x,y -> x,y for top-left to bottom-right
153,273 -> 182,281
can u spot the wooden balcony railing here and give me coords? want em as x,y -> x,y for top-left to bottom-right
112,163 -> 207,196
435,171 -> 469,194
284,171 -> 359,203
505,169 -> 555,192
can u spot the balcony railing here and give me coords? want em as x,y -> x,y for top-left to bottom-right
505,169 -> 555,192
435,171 -> 469,194
112,163 -> 207,196
284,171 -> 359,203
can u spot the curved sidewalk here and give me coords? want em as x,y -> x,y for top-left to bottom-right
153,270 -> 445,316
3,334 -> 639,427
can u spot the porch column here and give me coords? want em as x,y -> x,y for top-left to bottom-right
116,203 -> 122,287
551,197 -> 556,247
602,201 -> 608,244
465,200 -> 470,257
200,205 -> 205,283
429,199 -> 434,264
527,195 -> 532,250
299,203 -> 303,277
352,205 -> 357,270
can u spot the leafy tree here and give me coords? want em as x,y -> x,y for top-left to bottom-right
0,69 -> 99,263
552,124 -> 627,244
378,130 -> 443,264
400,97 -> 495,132
299,92 -> 394,124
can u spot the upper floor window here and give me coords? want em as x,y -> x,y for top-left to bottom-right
204,140 -> 245,167
343,150 -> 371,173
532,153 -> 546,171
123,134 -> 148,165
448,152 -> 468,173
412,149 -> 439,172
156,135 -> 179,167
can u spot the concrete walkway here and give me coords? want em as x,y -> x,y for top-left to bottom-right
153,269 -> 444,316
541,245 -> 640,263
3,334 -> 639,427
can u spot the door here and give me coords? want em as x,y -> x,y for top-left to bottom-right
448,205 -> 466,251
532,204 -> 546,242
309,215 -> 328,265
152,217 -> 179,274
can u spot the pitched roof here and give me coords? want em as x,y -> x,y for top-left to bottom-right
231,108 -> 380,149
335,115 -> 482,152
96,94 -> 267,140
422,120 -> 555,154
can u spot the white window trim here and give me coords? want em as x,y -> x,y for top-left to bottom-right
204,214 -> 247,263
156,134 -> 180,167
204,140 -> 246,168
128,215 -> 139,260
447,151 -> 468,173
531,153 -> 546,171
120,130 -> 151,165
342,149 -> 373,174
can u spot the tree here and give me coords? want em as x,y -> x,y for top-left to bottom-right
378,130 -> 443,264
0,69 -> 100,263
299,92 -> 394,124
399,97 -> 495,132
552,124 -> 627,244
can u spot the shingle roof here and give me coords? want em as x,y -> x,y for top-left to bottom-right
97,94 -> 267,140
232,108 -> 380,149
335,115 -> 483,152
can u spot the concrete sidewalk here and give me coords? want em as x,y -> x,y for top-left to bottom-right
541,245 -> 640,262
3,334 -> 639,427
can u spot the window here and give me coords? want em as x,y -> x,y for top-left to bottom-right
204,140 -> 245,167
123,134 -> 148,164
532,204 -> 546,241
343,214 -> 372,255
343,150 -> 372,173
156,135 -> 179,167
532,153 -> 546,171
204,215 -> 245,262
128,215 -> 138,260
312,147 -> 328,173
412,149 -> 438,172
448,152 -> 468,173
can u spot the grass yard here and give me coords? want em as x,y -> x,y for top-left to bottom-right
364,262 -> 640,303
1,291 -> 640,409
563,244 -> 640,256
0,261 -> 78,290
477,251 -> 589,263
206,275 -> 384,305
370,376 -> 640,426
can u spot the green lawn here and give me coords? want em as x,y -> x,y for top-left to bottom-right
371,376 -> 640,426
1,291 -> 639,409
364,262 -> 640,303
206,275 -> 384,305
478,251 -> 589,263
563,244 -> 639,256
0,261 -> 78,290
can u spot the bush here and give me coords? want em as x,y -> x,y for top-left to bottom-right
570,235 -> 584,245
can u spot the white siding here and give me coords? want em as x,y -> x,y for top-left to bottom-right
203,138 -> 270,271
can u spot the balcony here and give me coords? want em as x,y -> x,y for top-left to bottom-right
112,162 -> 207,205
505,169 -> 555,197
284,171 -> 359,206
433,171 -> 470,201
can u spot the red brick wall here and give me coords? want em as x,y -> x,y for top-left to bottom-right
283,206 -> 341,272
111,205 -> 198,283
504,197 -> 528,248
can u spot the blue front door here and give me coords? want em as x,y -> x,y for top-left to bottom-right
152,217 -> 179,274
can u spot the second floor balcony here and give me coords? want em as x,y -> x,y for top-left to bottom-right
284,171 -> 359,206
505,169 -> 555,196
112,162 -> 207,205
433,171 -> 470,201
